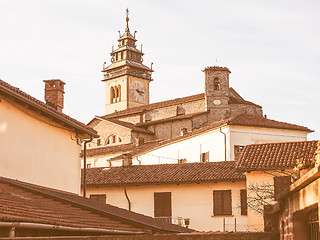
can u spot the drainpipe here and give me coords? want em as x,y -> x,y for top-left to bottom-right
83,137 -> 93,198
220,128 -> 227,161
124,185 -> 131,211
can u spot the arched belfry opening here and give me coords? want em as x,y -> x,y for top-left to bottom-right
214,77 -> 220,90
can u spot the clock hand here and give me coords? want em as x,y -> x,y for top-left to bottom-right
136,89 -> 145,95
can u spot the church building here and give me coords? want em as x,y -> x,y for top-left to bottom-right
84,11 -> 311,168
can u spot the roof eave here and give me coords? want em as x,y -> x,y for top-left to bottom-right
0,85 -> 99,138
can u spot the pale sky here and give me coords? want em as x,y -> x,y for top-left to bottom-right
1,0 -> 319,139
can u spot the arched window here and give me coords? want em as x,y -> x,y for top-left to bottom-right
120,51 -> 123,59
114,86 -> 119,100
214,77 -> 220,90
118,85 -> 121,101
110,87 -> 115,103
115,53 -> 118,61
106,135 -> 122,145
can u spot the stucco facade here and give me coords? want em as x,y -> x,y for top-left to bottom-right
0,99 -> 82,193
85,181 -> 247,231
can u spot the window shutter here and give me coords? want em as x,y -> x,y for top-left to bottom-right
223,190 -> 232,215
240,189 -> 247,215
213,191 -> 223,215
213,190 -> 232,216
154,192 -> 172,217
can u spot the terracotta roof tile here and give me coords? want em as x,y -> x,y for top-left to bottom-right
0,79 -> 98,137
128,114 -> 312,157
85,161 -> 245,187
103,93 -> 205,118
0,176 -> 191,233
202,66 -> 231,72
135,111 -> 208,127
99,118 -> 154,134
236,140 -> 319,171
225,114 -> 312,132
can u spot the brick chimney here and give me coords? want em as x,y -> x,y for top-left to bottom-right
43,79 -> 65,112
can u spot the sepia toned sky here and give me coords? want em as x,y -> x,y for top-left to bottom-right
1,0 -> 319,139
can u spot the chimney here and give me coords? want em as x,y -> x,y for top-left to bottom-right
180,128 -> 188,137
135,136 -> 144,146
122,153 -> 133,167
43,79 -> 65,112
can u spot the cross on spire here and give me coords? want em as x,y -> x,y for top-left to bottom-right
125,8 -> 130,32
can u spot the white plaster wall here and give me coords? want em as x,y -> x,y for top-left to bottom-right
0,100 -> 81,194
135,125 -> 308,165
86,181 -> 247,231
135,127 -> 229,165
229,126 -> 308,160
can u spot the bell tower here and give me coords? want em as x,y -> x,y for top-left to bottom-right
102,9 -> 153,114
203,66 -> 231,122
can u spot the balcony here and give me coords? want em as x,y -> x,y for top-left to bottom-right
104,69 -> 151,80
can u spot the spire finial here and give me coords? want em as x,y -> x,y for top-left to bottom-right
125,8 -> 130,32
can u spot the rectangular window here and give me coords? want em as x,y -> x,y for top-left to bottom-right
97,139 -> 101,146
154,192 -> 172,218
200,152 -> 209,162
86,163 -> 91,168
240,189 -> 247,215
90,194 -> 106,204
213,190 -> 232,216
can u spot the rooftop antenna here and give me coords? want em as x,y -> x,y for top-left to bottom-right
215,57 -> 218,66
141,44 -> 143,52
134,30 -> 137,38
118,30 -> 121,38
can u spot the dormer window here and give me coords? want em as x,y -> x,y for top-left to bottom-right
214,77 -> 220,90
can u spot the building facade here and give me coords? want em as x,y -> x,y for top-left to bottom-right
0,79 -> 98,194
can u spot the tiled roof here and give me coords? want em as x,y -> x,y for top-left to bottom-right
85,161 -> 245,187
236,140 -> 319,171
101,89 -> 261,120
135,111 -> 208,127
202,66 -> 231,72
0,176 -> 191,234
0,79 -> 98,138
103,93 -> 205,118
84,143 -> 136,157
129,114 -> 312,157
83,140 -> 165,157
99,117 -> 154,134
225,114 -> 311,132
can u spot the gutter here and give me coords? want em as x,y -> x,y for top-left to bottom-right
0,85 -> 99,138
83,138 -> 93,197
0,222 -> 145,237
220,127 -> 227,161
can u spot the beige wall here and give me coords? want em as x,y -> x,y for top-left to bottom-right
134,125 -> 308,165
88,119 -> 132,148
246,171 -> 292,231
0,99 -> 82,194
86,181 -> 247,231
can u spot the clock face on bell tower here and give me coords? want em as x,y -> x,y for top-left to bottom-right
130,80 -> 146,102
101,9 -> 153,114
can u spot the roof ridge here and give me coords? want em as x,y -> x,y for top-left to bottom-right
245,140 -> 319,147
